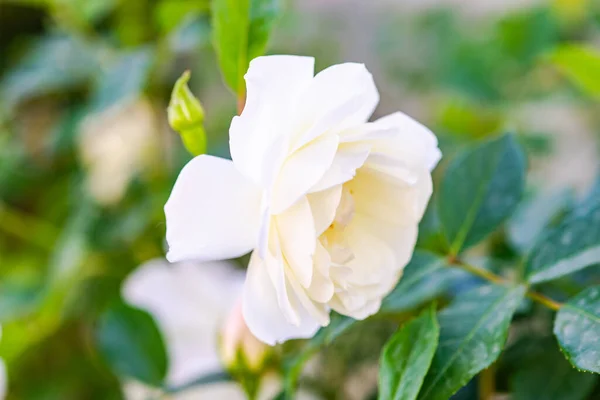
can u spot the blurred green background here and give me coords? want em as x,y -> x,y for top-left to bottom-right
1,0 -> 600,399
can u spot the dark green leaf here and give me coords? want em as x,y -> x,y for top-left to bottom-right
418,284 -> 526,400
508,189 -> 572,253
379,306 -> 439,400
95,302 -> 168,386
381,251 -> 461,313
438,134 -> 526,255
511,346 -> 597,400
554,285 -> 600,374
88,48 -> 153,114
525,200 -> 600,284
212,0 -> 281,94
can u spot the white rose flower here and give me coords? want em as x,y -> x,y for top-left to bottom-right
165,55 -> 441,345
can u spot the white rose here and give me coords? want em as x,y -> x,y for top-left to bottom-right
165,55 -> 441,345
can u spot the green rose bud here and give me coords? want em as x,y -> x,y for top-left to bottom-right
167,71 -> 207,156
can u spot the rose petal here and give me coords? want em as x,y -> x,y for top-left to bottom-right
230,56 -> 315,185
310,142 -> 371,192
276,197 -> 316,288
292,63 -> 380,149
271,133 -> 339,213
307,185 -> 342,235
243,252 -> 320,345
165,155 -> 262,263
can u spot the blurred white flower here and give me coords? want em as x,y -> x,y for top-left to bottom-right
78,99 -> 158,205
165,56 -> 441,345
122,259 -> 318,400
123,259 -> 244,388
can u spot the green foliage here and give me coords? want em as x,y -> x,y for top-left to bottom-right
2,1 -> 600,398
212,0 -> 281,95
378,306 -> 439,400
438,134 -> 526,255
554,285 -> 600,374
95,302 -> 168,386
548,44 -> 600,98
511,346 -> 597,400
525,199 -> 600,284
418,285 -> 526,400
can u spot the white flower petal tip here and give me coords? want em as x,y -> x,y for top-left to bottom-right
164,55 -> 441,345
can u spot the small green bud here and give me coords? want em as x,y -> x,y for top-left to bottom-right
168,71 -> 207,156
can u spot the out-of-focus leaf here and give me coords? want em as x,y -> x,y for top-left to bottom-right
50,0 -> 117,25
418,284 -> 526,400
438,134 -> 526,255
6,323 -> 122,399
212,0 -> 281,94
496,8 -> 558,65
154,0 -> 209,34
0,35 -> 100,112
168,70 -> 206,156
435,99 -> 504,139
511,345 -> 597,400
379,306 -> 439,400
0,257 -> 45,321
381,251 -> 460,313
548,44 -> 600,98
508,189 -> 573,253
48,198 -> 98,284
95,302 -> 168,386
581,172 -> 600,209
554,285 -> 600,373
525,199 -> 600,284
168,15 -> 210,54
88,47 -> 153,114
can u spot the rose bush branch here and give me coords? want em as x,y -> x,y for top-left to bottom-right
447,257 -> 562,311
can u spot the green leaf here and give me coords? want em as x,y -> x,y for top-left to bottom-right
554,285 -> 600,374
381,251 -> 462,313
95,302 -> 168,386
168,70 -> 207,156
548,44 -> 600,98
379,306 -> 439,400
418,284 -> 526,400
525,199 -> 600,284
88,47 -> 153,114
511,346 -> 597,400
212,0 -> 281,94
438,134 -> 526,255
508,189 -> 572,253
